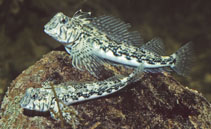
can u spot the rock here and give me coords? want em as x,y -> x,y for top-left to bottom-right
0,50 -> 210,129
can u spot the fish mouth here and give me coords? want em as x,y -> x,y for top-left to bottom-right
43,28 -> 48,33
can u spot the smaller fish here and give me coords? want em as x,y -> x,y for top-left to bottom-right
20,64 -> 144,123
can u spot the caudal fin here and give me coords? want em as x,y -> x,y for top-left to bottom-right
171,42 -> 193,76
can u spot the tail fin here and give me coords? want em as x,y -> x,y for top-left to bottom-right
171,42 -> 193,76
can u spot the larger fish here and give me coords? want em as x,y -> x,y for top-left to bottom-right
44,10 -> 193,77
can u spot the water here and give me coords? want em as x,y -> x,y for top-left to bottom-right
0,0 -> 210,101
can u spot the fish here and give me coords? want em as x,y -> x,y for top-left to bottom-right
20,64 -> 144,122
44,10 -> 193,77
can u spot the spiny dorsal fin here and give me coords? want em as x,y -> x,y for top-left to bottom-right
91,15 -> 143,47
73,9 -> 92,19
141,37 -> 165,55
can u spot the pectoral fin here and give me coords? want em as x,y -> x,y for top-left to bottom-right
68,41 -> 106,78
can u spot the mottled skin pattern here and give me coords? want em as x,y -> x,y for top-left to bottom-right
19,10 -> 192,124
20,65 -> 144,123
44,11 -> 181,77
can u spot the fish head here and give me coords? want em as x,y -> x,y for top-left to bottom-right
44,11 -> 91,48
44,12 -> 76,44
20,88 -> 51,112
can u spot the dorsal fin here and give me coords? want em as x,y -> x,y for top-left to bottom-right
73,9 -> 92,19
91,15 -> 143,47
141,37 -> 165,55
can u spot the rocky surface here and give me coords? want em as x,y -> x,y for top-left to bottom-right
0,50 -> 210,129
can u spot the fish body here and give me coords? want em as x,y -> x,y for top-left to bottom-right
44,10 -> 192,77
20,65 -> 144,122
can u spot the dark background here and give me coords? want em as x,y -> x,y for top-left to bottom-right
0,0 -> 210,101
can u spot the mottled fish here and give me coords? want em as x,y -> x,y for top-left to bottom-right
44,10 -> 193,77
20,64 -> 144,123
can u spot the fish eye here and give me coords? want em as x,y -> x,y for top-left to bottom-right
60,17 -> 67,24
32,94 -> 37,99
